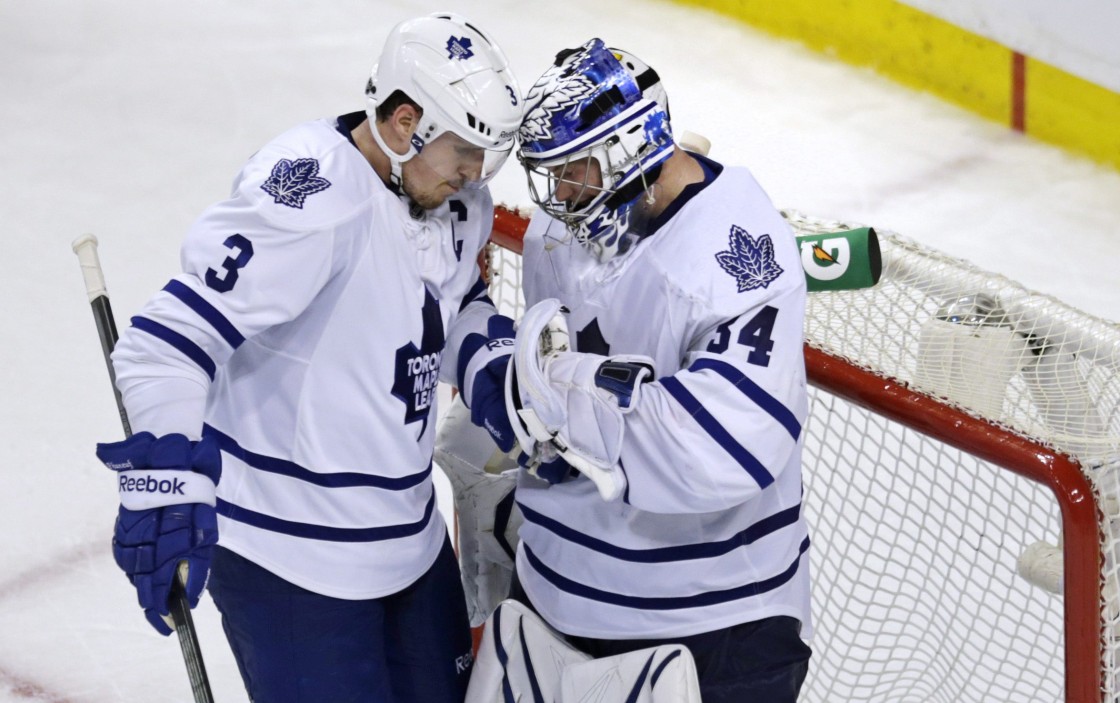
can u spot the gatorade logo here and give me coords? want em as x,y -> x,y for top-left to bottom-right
800,237 -> 851,281
119,474 -> 187,496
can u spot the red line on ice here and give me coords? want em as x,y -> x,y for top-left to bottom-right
0,540 -> 103,702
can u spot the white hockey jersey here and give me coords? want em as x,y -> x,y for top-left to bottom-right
111,113 -> 498,599
516,156 -> 813,639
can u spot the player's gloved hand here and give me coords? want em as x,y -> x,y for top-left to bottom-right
95,432 -> 221,636
458,314 -> 517,453
518,453 -> 575,485
505,299 -> 654,501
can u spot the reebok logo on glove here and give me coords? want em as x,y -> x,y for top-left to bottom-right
116,469 -> 218,511
120,474 -> 187,496
486,338 -> 514,351
483,418 -> 505,443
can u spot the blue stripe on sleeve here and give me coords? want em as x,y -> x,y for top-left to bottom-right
518,502 -> 800,562
203,424 -> 432,490
456,331 -> 487,395
619,458 -> 631,505
215,490 -> 435,542
659,375 -> 774,488
131,315 -> 216,380
162,279 -> 246,349
522,536 -> 810,610
688,358 -> 801,440
458,276 -> 491,312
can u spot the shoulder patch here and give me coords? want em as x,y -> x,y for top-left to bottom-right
260,157 -> 332,209
715,224 -> 784,292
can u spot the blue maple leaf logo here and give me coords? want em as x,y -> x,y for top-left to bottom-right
715,225 -> 784,292
446,36 -> 474,60
391,289 -> 446,438
260,158 -> 331,209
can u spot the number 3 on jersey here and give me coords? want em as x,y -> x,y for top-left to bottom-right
707,305 -> 778,366
205,234 -> 254,293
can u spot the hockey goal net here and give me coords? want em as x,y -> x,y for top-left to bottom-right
486,204 -> 1120,703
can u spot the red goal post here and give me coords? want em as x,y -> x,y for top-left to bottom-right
486,204 -> 1119,703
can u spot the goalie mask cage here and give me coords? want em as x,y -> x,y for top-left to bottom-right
486,205 -> 1120,703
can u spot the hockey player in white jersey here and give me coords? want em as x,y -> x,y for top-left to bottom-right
93,14 -> 523,702
467,40 -> 813,702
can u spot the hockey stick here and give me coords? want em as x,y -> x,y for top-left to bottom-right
71,234 -> 216,703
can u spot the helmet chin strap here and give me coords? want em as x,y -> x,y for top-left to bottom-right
367,118 -> 416,189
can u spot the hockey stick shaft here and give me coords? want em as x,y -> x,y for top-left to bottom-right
71,234 -> 216,703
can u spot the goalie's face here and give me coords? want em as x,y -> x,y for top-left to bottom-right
550,156 -> 604,212
523,152 -> 605,222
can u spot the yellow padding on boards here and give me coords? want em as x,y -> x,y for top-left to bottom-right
1028,60 -> 1120,170
676,0 -> 1120,170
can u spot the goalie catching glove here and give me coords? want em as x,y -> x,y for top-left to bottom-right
504,298 -> 655,502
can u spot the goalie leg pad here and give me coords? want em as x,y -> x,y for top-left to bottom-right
559,644 -> 702,703
434,399 -> 522,627
465,599 -> 590,703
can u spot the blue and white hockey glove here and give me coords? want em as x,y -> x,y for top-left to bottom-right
530,456 -> 575,485
516,452 -> 575,485
458,314 -> 518,453
96,432 -> 221,636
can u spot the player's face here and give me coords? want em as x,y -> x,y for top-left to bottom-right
402,132 -> 487,209
549,156 -> 604,212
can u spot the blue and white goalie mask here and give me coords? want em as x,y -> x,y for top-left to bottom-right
518,39 -> 675,262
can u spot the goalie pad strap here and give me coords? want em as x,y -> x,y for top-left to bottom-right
594,358 -> 655,409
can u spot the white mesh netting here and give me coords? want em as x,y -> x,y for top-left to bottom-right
786,210 -> 1120,702
486,207 -> 1120,702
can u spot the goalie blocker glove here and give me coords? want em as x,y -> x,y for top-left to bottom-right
505,298 -> 654,501
96,432 -> 221,635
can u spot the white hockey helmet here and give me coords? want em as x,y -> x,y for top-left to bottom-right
366,13 -> 523,188
518,39 -> 675,262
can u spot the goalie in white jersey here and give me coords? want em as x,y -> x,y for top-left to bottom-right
466,39 -> 813,702
93,14 -> 526,702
